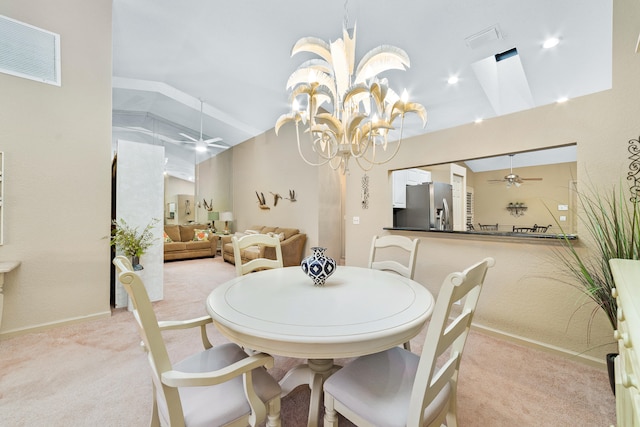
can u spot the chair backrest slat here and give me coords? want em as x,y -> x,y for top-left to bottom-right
478,223 -> 498,231
368,235 -> 420,279
407,257 -> 494,426
113,255 -> 184,426
232,233 -> 284,276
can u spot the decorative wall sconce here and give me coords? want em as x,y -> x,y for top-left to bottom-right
507,202 -> 527,217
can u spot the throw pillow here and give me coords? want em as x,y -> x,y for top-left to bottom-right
163,231 -> 173,243
244,229 -> 259,235
193,229 -> 210,241
266,232 -> 285,241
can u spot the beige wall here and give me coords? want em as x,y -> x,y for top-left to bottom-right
473,162 -> 577,232
219,124 -> 342,261
164,176 -> 195,225
342,0 -> 640,363
0,1 -> 112,336
196,148 -> 233,227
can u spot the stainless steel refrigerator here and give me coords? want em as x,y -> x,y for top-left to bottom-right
396,182 -> 453,230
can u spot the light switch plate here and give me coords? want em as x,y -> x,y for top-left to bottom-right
560,215 -> 567,222
558,204 -> 569,211
353,216 -> 360,225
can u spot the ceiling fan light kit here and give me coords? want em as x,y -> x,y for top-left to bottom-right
488,154 -> 543,187
179,100 -> 227,152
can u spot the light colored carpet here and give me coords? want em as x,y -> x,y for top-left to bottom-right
0,257 -> 615,426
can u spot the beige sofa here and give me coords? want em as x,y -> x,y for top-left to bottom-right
164,224 -> 219,261
221,225 -> 307,267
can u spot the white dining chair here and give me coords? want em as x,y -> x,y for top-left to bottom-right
368,234 -> 420,349
368,234 -> 420,280
112,255 -> 282,427
323,257 -> 495,427
232,233 -> 284,277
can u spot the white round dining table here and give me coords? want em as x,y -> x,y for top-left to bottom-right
206,265 -> 434,427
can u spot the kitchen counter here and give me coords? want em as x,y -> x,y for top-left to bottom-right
385,227 -> 577,240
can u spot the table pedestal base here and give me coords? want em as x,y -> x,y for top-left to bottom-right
279,358 -> 341,427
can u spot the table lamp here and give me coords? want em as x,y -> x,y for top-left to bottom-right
207,211 -> 219,232
220,211 -> 234,234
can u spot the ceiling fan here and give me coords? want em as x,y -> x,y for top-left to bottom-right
488,154 -> 543,187
179,99 -> 227,152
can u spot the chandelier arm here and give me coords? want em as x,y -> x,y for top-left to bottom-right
363,115 -> 406,165
346,122 -> 375,160
354,155 -> 376,172
361,138 -> 403,166
329,155 -> 345,172
310,131 -> 342,161
295,122 -> 333,167
350,115 -> 406,165
350,137 -> 374,160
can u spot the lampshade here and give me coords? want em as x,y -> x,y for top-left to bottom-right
208,211 -> 219,221
220,211 -> 234,234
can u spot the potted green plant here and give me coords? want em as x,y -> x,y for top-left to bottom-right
551,182 -> 640,394
109,218 -> 159,270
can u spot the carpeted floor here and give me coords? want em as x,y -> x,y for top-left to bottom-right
0,257 -> 615,426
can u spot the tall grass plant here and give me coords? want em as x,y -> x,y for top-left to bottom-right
553,183 -> 640,331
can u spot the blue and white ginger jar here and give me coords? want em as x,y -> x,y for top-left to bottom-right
301,247 -> 336,286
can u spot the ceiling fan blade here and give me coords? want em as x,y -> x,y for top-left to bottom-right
183,142 -> 226,152
207,143 -> 228,149
113,126 -> 154,135
179,132 -> 198,143
520,178 -> 543,181
203,137 -> 223,144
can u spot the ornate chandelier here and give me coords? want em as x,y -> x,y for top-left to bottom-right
275,24 -> 427,174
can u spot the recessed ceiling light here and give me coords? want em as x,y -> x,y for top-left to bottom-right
543,37 -> 560,49
556,96 -> 569,103
474,118 -> 483,124
447,75 -> 459,85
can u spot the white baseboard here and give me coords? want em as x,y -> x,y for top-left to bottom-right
0,310 -> 112,340
472,323 -> 608,369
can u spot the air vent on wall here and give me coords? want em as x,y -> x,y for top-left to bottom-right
0,15 -> 61,86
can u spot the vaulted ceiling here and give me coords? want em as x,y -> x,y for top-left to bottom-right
111,0 -> 612,181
